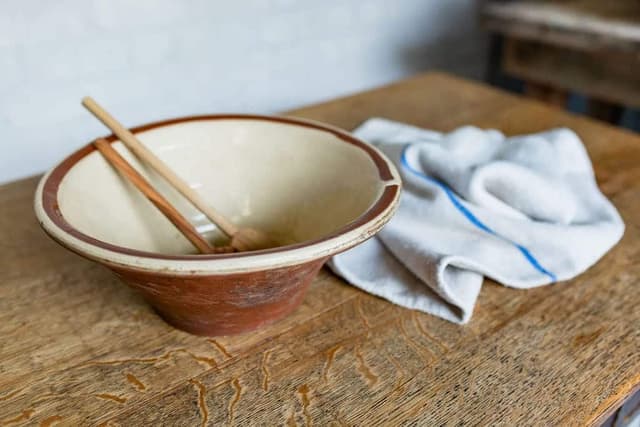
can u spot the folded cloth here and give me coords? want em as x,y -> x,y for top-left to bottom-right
329,118 -> 625,324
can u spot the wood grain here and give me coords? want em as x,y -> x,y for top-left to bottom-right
1,72 -> 639,425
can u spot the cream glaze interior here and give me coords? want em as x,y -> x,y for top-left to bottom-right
57,119 -> 384,254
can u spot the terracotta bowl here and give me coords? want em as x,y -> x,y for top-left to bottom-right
34,115 -> 401,336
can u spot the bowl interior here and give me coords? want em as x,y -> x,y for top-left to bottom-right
56,118 -> 385,255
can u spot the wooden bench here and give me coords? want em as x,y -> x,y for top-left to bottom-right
483,0 -> 640,122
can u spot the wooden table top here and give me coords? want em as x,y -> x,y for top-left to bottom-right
1,72 -> 639,426
483,0 -> 640,52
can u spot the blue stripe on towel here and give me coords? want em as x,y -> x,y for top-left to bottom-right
400,145 -> 557,282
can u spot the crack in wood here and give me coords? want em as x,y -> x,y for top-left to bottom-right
39,414 -> 63,427
383,349 -> 406,389
189,379 -> 209,427
397,317 -> 436,365
261,350 -> 272,392
228,378 -> 242,425
183,350 -> 217,369
355,344 -> 378,387
297,384 -> 312,427
572,327 -> 605,348
355,297 -> 372,329
208,339 -> 232,359
125,373 -> 146,392
322,345 -> 341,384
411,312 -> 450,353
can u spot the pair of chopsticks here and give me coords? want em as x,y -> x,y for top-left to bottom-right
92,138 -> 231,254
83,98 -> 267,254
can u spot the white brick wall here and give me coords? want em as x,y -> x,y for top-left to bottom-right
0,0 -> 487,183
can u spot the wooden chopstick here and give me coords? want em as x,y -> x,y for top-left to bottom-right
83,97 -> 239,239
93,138 -> 233,255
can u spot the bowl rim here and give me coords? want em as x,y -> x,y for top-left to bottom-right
34,114 -> 401,275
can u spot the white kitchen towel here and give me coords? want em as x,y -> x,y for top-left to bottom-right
329,118 -> 625,324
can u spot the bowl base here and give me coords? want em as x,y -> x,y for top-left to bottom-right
112,258 -> 327,337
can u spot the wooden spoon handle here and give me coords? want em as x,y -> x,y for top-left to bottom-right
82,97 -> 238,238
94,138 -> 222,254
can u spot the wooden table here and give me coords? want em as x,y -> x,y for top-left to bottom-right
1,73 -> 639,426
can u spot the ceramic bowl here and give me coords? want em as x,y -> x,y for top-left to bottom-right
34,114 -> 401,336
